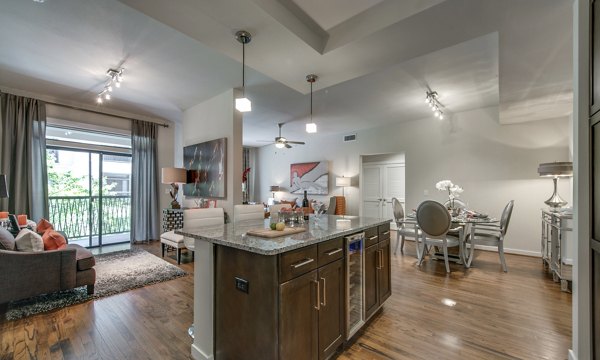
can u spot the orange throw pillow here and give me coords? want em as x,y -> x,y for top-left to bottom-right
37,218 -> 54,234
42,230 -> 67,250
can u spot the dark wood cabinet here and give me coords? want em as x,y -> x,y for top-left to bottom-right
378,238 -> 392,304
317,259 -> 344,360
593,242 -> 600,359
592,0 -> 600,115
364,243 -> 379,319
279,270 -> 319,360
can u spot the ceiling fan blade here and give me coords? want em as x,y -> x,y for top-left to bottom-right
285,143 -> 292,149
256,140 -> 275,143
286,141 -> 305,145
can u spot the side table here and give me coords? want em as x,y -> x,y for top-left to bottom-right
541,210 -> 573,292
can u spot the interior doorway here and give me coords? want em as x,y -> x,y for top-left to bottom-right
360,153 -> 405,229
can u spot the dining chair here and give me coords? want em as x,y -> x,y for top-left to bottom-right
416,200 -> 463,273
466,200 -> 514,272
233,204 -> 265,223
326,196 -> 337,214
181,207 -> 224,339
391,197 -> 421,255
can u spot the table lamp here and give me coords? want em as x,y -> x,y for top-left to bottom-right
270,185 -> 280,199
537,161 -> 573,209
161,167 -> 187,209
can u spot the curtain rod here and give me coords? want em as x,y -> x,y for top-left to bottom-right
45,101 -> 170,128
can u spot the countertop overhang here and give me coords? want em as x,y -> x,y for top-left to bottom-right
175,215 -> 392,255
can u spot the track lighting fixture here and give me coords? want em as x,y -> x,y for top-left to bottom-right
96,68 -> 124,104
235,30 -> 252,112
425,91 -> 444,120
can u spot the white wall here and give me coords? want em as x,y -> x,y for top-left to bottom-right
256,106 -> 571,255
181,89 -> 243,217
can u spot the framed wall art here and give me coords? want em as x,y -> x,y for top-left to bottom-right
289,161 -> 328,195
183,137 -> 227,199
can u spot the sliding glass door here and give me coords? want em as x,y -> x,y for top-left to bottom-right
47,148 -> 132,247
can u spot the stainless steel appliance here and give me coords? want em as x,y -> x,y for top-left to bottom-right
345,232 -> 365,339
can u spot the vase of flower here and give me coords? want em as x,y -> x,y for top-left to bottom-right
435,180 -> 464,216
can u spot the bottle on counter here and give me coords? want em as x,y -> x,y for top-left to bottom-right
302,190 -> 310,221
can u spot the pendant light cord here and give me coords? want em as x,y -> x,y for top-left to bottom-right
310,81 -> 313,121
242,42 -> 245,96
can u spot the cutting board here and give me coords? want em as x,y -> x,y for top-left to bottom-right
246,227 -> 306,238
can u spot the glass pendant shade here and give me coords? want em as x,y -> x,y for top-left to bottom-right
235,97 -> 252,112
306,123 -> 317,133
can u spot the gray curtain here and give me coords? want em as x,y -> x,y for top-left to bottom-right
131,119 -> 159,242
0,92 -> 48,221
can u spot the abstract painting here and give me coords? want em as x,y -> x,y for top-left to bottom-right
183,137 -> 227,199
290,161 -> 328,195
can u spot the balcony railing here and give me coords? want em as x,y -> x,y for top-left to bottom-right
48,195 -> 131,239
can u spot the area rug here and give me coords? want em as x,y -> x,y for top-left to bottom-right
4,248 -> 187,321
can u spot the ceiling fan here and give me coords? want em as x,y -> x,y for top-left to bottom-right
271,123 -> 305,149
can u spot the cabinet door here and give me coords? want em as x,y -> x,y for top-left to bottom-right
279,270 -> 319,360
317,259 -> 344,360
378,238 -> 392,304
364,244 -> 379,319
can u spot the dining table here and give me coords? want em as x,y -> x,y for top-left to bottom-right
406,211 -> 499,266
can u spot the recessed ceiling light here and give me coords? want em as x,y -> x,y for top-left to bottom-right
33,0 -> 45,3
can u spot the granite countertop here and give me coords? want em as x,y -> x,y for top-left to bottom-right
175,215 -> 392,255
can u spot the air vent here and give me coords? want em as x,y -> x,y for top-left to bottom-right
343,134 -> 356,142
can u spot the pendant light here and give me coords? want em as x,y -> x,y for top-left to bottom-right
306,74 -> 318,133
235,30 -> 252,112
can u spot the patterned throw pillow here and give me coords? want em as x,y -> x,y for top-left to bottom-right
0,227 -> 15,250
36,218 -> 54,234
15,229 -> 44,252
42,230 -> 67,250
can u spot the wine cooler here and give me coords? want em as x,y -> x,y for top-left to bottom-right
345,232 -> 365,339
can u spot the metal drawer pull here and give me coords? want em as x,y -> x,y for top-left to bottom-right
369,235 -> 378,240
291,258 -> 314,269
325,248 -> 343,256
382,231 -> 390,236
320,277 -> 326,306
313,280 -> 320,310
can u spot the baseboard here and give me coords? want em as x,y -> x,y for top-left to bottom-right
397,237 -> 541,257
191,344 -> 214,360
568,349 -> 577,360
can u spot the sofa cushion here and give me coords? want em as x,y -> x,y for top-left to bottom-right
67,244 -> 95,271
42,230 -> 67,250
15,229 -> 44,252
36,218 -> 54,234
0,227 -> 15,250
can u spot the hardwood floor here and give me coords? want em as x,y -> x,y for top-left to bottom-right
0,237 -> 571,360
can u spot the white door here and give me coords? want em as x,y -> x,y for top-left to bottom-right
362,165 -> 383,218
361,162 -> 405,230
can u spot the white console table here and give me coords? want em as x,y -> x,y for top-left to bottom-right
541,210 -> 573,292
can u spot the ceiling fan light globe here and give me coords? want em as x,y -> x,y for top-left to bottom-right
306,123 -> 317,133
235,97 -> 252,112
275,142 -> 285,149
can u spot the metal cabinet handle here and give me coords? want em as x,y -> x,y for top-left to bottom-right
369,235 -> 378,241
325,248 -> 342,256
382,231 -> 390,236
313,280 -> 320,310
291,258 -> 314,269
377,249 -> 383,269
320,277 -> 326,306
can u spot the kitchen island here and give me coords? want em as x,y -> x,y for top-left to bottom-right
177,215 -> 392,360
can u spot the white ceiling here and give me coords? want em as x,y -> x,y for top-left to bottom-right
0,0 -> 573,147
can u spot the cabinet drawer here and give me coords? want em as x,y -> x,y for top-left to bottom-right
279,245 -> 318,283
379,223 -> 391,241
317,237 -> 344,267
365,227 -> 379,247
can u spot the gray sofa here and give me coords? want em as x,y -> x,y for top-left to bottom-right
0,229 -> 96,304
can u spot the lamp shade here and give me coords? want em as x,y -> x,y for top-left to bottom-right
538,162 -> 573,177
270,185 -> 281,192
0,174 -> 8,198
336,177 -> 351,187
161,167 -> 187,184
